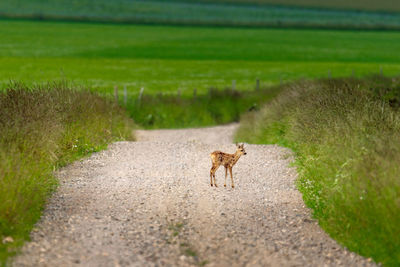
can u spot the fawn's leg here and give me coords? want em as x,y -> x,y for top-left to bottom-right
229,167 -> 234,188
210,166 -> 215,186
224,167 -> 228,187
213,165 -> 219,187
210,165 -> 219,187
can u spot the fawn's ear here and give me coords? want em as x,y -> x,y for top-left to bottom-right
236,143 -> 239,147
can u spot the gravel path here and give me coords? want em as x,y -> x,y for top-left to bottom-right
13,124 -> 375,267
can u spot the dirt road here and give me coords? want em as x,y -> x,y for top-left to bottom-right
13,124 -> 375,266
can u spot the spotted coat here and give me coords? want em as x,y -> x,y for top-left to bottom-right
209,144 -> 246,188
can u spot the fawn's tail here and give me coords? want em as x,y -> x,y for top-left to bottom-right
210,152 -> 217,161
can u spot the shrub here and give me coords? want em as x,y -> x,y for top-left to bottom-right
126,87 -> 280,129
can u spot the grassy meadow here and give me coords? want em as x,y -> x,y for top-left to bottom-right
0,83 -> 135,264
236,76 -> 400,266
1,20 -> 400,96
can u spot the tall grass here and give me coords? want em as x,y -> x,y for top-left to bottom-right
0,82 -> 135,265
236,76 -> 400,266
125,87 -> 280,129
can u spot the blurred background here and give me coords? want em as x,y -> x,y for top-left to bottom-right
0,0 -> 399,94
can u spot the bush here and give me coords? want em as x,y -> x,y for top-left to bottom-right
126,87 -> 280,129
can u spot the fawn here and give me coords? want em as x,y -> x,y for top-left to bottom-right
210,143 -> 247,188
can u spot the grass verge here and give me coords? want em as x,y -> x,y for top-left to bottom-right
0,82 -> 135,265
125,87 -> 280,129
235,76 -> 400,266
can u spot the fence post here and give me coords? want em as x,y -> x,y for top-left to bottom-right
177,89 -> 181,99
280,77 -> 283,86
114,86 -> 118,103
193,88 -> 197,99
138,87 -> 144,106
232,80 -> 236,91
380,67 -> 383,76
256,78 -> 260,91
60,67 -> 65,79
328,69 -> 331,78
124,85 -> 127,106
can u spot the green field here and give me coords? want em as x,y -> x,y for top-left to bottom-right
189,0 -> 400,13
1,20 -> 400,95
2,0 -> 400,30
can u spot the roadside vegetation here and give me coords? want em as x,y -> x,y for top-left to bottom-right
125,87 -> 279,128
235,76 -> 400,266
2,0 -> 400,29
0,82 -> 135,265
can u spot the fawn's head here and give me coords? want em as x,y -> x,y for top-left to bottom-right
236,143 -> 247,155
